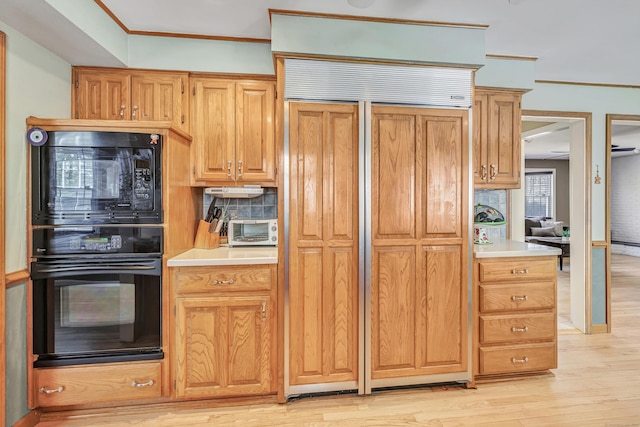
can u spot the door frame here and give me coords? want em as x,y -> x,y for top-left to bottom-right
605,113 -> 640,332
1,30 -> 7,423
520,110 -> 592,333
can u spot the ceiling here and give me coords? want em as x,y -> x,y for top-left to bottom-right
1,0 -> 639,159
523,119 -> 640,160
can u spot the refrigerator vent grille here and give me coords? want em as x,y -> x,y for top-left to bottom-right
284,58 -> 472,108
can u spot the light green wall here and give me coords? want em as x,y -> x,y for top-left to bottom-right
1,20 -> 71,426
128,35 -> 274,75
2,21 -> 71,272
45,0 -> 128,64
475,56 -> 535,90
271,13 -> 486,67
5,285 -> 27,426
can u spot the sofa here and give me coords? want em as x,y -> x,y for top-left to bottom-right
525,216 -> 568,238
525,216 -> 570,270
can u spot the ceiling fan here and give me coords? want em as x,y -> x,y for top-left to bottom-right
611,144 -> 638,153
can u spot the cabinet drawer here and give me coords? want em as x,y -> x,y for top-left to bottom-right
479,342 -> 557,375
479,281 -> 555,312
480,312 -> 556,344
175,265 -> 274,294
34,362 -> 162,407
479,258 -> 556,282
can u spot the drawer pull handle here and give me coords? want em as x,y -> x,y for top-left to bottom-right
131,379 -> 155,388
227,160 -> 233,177
511,269 -> 529,275
511,326 -> 529,333
480,164 -> 488,180
212,279 -> 235,285
511,295 -> 528,302
39,386 -> 63,394
261,301 -> 267,322
511,357 -> 529,364
489,164 -> 497,180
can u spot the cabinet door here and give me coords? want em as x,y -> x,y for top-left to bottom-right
472,92 -> 489,185
175,297 -> 271,398
486,92 -> 522,188
131,72 -> 188,131
74,69 -> 130,120
235,81 -> 276,183
191,78 -> 236,183
370,106 -> 468,381
288,102 -> 360,387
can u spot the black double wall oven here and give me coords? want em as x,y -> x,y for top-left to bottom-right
30,130 -> 164,367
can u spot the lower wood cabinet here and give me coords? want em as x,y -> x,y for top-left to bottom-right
473,256 -> 558,379
171,264 -> 276,399
34,361 -> 162,408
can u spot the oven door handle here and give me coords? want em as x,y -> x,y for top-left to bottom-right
36,264 -> 158,273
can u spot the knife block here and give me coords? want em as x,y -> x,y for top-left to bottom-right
194,220 -> 220,249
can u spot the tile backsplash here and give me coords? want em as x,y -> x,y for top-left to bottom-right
474,189 -> 508,241
203,188 -> 277,221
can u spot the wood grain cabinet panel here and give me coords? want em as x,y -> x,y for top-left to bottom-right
288,102 -> 360,387
473,256 -> 558,379
34,362 -> 162,408
171,264 -> 276,400
473,88 -> 525,189
73,67 -> 188,131
370,106 -> 468,380
175,297 -> 271,399
190,77 -> 275,186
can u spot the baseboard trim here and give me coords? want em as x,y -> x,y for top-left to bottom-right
590,324 -> 609,334
13,409 -> 41,427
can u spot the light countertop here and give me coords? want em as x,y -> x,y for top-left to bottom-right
474,239 -> 562,258
167,246 -> 278,267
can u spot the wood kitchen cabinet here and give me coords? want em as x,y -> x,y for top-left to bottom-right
473,256 -> 558,379
171,264 -> 276,399
473,87 -> 526,189
190,77 -> 276,186
72,67 -> 189,132
34,361 -> 163,408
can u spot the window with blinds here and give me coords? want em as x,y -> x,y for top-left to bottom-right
525,170 -> 554,217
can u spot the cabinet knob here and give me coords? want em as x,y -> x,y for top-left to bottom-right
39,386 -> 64,394
132,105 -> 139,120
119,104 -> 126,118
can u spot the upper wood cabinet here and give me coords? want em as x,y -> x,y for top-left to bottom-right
190,77 -> 276,186
72,67 -> 189,132
473,88 -> 525,189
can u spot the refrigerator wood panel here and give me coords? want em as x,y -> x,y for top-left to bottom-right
288,102 -> 360,387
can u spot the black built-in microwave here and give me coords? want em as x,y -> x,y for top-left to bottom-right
31,130 -> 162,225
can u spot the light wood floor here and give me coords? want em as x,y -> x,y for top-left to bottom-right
36,254 -> 640,427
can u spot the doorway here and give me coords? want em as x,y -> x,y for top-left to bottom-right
606,114 -> 640,331
517,110 -> 592,334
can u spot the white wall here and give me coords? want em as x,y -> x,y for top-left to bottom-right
611,154 -> 640,248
